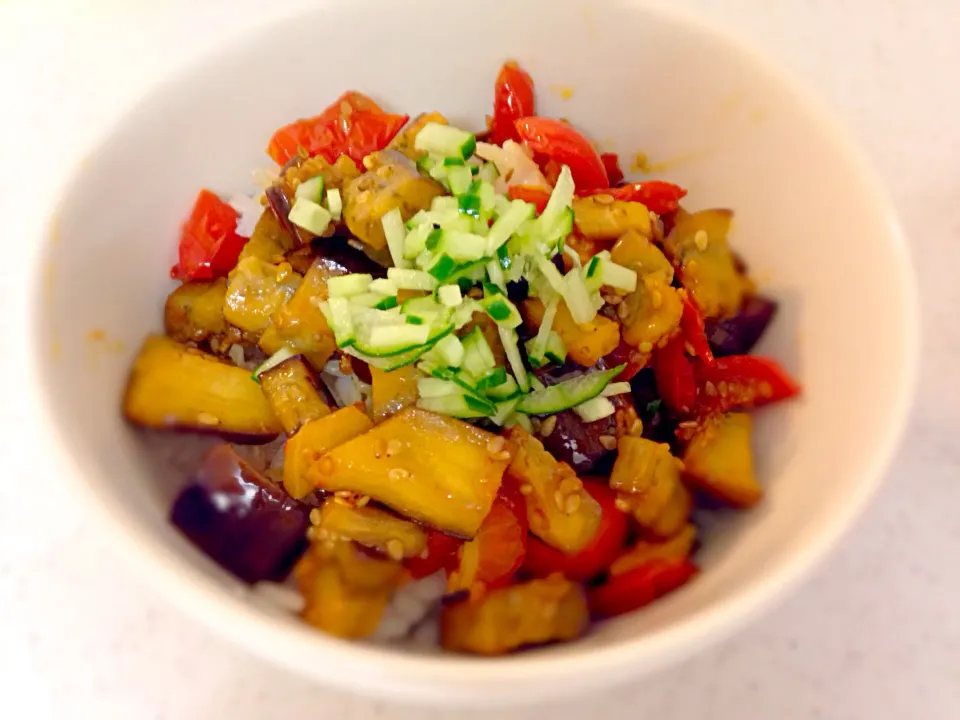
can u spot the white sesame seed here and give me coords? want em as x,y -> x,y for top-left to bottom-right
386,539 -> 405,561
599,434 -> 617,451
388,468 -> 410,481
540,415 -> 557,437
639,341 -> 653,353
385,439 -> 403,457
196,412 -> 220,426
564,494 -> 582,514
520,484 -> 534,496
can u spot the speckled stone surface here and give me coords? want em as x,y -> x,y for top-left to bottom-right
1,0 -> 958,718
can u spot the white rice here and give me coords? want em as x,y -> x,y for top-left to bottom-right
369,571 -> 447,643
228,192 -> 263,238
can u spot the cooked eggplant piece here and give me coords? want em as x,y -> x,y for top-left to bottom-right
662,209 -> 744,319
284,153 -> 361,192
238,208 -> 295,265
387,111 -> 448,159
609,523 -> 697,577
163,279 -> 228,344
609,436 -> 683,530
283,404 -> 373,499
682,412 -> 760,507
440,576 -> 589,655
258,355 -> 330,436
572,196 -> 653,241
705,294 -> 778,357
370,364 -> 419,421
258,256 -> 342,370
308,408 -> 509,538
522,298 -> 620,367
170,444 -> 308,583
539,409 -> 617,475
629,368 -> 682,450
123,335 -> 281,440
342,153 -> 445,250
295,538 -> 404,639
223,257 -> 301,335
317,500 -> 428,560
610,229 -> 674,282
647,480 -> 693,538
504,426 -> 602,553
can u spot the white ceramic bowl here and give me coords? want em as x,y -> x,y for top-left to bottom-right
26,0 -> 918,706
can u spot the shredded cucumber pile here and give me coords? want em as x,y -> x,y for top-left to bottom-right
310,122 -> 637,425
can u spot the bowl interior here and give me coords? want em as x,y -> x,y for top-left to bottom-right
30,0 -> 916,704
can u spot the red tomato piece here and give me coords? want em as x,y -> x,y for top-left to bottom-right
487,61 -> 536,146
266,91 -> 408,167
514,117 -> 609,192
694,355 -> 801,415
507,185 -> 552,215
523,481 -> 629,583
600,152 -> 625,186
170,189 -> 244,281
681,295 -> 715,363
588,558 -> 698,618
582,180 -> 687,215
447,480 -> 528,596
405,530 -> 462,580
654,333 -> 698,415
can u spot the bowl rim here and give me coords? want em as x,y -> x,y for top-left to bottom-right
24,0 -> 920,705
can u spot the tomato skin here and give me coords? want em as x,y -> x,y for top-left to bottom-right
514,117 -> 609,192
588,558 -> 698,618
405,530 -> 462,580
694,355 -> 801,415
447,480 -> 528,596
267,91 -> 408,167
600,152 -> 625,186
654,333 -> 698,416
488,61 -> 536,146
507,185 -> 551,215
523,481 -> 628,583
680,295 -> 715,363
170,189 -> 244,281
602,339 -> 646,383
582,180 -> 687,215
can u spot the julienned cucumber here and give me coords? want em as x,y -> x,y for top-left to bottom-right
516,364 -> 626,415
251,346 -> 295,382
414,123 -> 477,161
417,393 -> 495,419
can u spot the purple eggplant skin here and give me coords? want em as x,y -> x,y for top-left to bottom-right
171,444 -> 308,584
630,368 -> 682,452
705,295 -> 778,357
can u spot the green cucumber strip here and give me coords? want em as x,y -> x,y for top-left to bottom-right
251,346 -> 295,382
473,366 -> 508,392
601,381 -> 632,397
535,166 -> 574,235
477,161 -> 498,185
401,294 -> 444,316
417,393 -> 494,419
535,255 -> 567,296
530,296 -> 559,360
324,297 -> 355,347
288,197 -> 332,236
458,194 -> 481,219
426,227 -> 444,251
585,255 -> 601,279
481,295 -> 521,328
528,375 -> 545,392
440,231 -> 487,262
325,188 -> 343,221
387,268 -> 438,291
490,397 -> 521,426
447,165 -> 473,195
428,254 -> 458,281
516,364 -> 625,415
496,243 -> 512,270
403,223 -> 432,259
598,259 -> 638,292
368,278 -> 397,296
562,267 -> 597,324
295,175 -> 324,203
572,396 -> 617,423
484,373 -> 520,400
506,413 -> 533,433
417,377 -> 462,399
544,331 -> 567,364
431,333 -> 464,367
498,326 -> 529,393
374,296 -> 399,310
327,273 -> 373,298
414,123 -> 477,161
443,156 -> 466,167
486,200 -> 535,256
461,327 -> 496,377
382,208 -> 410,270
437,285 -> 463,307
